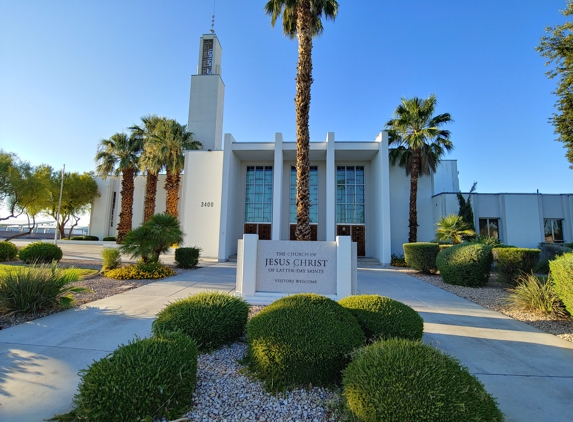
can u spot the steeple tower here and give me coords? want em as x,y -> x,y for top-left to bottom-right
187,33 -> 225,151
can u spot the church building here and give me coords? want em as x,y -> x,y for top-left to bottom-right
89,33 -> 573,263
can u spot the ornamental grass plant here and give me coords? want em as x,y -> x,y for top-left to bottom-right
0,263 -> 90,314
505,272 -> 567,317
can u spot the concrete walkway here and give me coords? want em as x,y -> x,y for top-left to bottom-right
1,263 -> 572,421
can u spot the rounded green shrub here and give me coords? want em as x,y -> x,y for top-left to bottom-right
103,236 -> 117,241
403,242 -> 439,273
492,247 -> 540,285
175,246 -> 201,268
56,333 -> 198,422
105,261 -> 175,280
549,252 -> 573,316
0,241 -> 18,261
342,339 -> 505,422
18,242 -> 63,264
247,293 -> 365,388
153,291 -> 249,352
339,294 -> 423,342
436,243 -> 493,287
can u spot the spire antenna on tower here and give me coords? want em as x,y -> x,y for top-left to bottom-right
210,0 -> 216,33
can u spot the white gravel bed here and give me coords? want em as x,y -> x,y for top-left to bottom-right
399,269 -> 573,343
183,342 -> 340,422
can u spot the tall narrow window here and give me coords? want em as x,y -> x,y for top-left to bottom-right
544,219 -> 564,243
110,192 -> 117,227
244,166 -> 273,223
336,166 -> 365,224
479,218 -> 499,239
290,166 -> 318,223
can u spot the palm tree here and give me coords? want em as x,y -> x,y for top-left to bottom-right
264,0 -> 338,240
435,214 -> 475,245
119,213 -> 184,263
130,115 -> 166,223
152,119 -> 201,218
385,94 -> 453,243
95,132 -> 142,243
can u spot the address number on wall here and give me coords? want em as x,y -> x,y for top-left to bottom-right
201,202 -> 214,208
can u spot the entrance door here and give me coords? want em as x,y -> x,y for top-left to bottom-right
244,223 -> 271,240
337,225 -> 366,256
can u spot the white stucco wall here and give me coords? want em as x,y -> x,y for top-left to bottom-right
179,150 -> 224,259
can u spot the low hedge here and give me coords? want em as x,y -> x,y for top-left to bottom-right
402,243 -> 439,274
549,252 -> 573,316
492,247 -> 540,285
436,243 -> 493,287
103,236 -> 117,242
339,294 -> 423,342
152,291 -> 249,352
0,241 -> 18,261
342,339 -> 504,422
18,242 -> 63,264
175,247 -> 201,268
50,333 -> 198,422
247,293 -> 365,388
69,235 -> 99,241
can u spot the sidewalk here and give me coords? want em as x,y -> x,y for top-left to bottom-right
0,262 -> 572,421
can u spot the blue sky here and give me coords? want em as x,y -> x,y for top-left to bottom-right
0,0 -> 571,194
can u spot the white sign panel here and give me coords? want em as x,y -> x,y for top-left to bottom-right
256,240 -> 337,294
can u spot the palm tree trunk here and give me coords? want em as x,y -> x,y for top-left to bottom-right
117,167 -> 135,243
408,149 -> 421,243
294,0 -> 313,241
143,172 -> 158,222
165,169 -> 180,218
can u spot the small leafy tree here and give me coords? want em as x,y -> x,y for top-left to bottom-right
43,171 -> 100,239
435,214 -> 475,245
119,214 -> 184,263
537,2 -> 573,167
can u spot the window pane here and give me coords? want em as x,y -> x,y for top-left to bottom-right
255,167 -> 263,180
544,219 -> 554,242
554,220 -> 564,242
346,205 -> 355,223
356,167 -> 364,184
355,205 -> 365,224
337,167 -> 345,185
488,219 -> 499,239
337,205 -> 345,223
346,167 -> 355,184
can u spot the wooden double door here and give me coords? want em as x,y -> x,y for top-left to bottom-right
337,225 -> 366,256
244,223 -> 271,240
